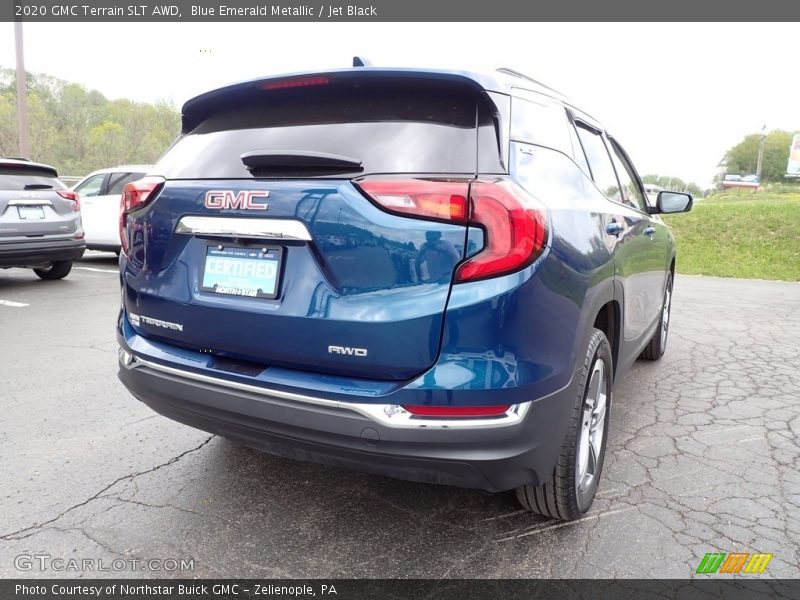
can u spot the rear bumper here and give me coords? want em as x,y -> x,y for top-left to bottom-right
0,238 -> 85,268
117,342 -> 579,493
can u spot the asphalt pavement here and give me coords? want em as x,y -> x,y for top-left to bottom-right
1,255 -> 798,578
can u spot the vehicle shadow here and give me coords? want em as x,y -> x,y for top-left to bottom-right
78,250 -> 120,266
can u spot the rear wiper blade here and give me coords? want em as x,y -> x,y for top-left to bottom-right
241,150 -> 363,177
24,184 -> 54,190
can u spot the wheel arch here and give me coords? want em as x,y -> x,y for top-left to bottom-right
592,300 -> 621,382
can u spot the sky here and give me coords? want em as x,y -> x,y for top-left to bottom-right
1,22 -> 797,187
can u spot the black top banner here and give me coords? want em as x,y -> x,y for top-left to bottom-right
4,0 -> 800,22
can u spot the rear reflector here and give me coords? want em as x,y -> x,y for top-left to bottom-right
57,190 -> 80,212
356,179 -> 469,223
455,180 -> 548,283
259,76 -> 331,91
119,176 -> 165,253
402,404 -> 512,417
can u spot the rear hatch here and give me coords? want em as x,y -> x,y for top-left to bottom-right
122,73 -> 504,380
0,161 -> 81,241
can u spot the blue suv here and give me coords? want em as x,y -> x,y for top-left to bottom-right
117,68 -> 692,520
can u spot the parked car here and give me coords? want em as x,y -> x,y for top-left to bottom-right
0,158 -> 84,280
73,165 -> 152,253
117,67 -> 692,520
721,173 -> 759,190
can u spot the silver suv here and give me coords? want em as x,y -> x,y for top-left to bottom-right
0,159 -> 85,280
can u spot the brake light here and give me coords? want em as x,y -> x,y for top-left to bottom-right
57,190 -> 80,212
259,76 -> 331,91
455,180 -> 548,283
119,176 -> 165,253
402,404 -> 512,417
356,179 -> 469,223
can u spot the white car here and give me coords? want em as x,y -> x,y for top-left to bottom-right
73,165 -> 152,253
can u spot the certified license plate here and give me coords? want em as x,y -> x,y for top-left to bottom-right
18,206 -> 45,219
201,246 -> 282,299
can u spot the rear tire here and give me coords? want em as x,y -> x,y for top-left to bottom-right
516,328 -> 613,521
640,272 -> 673,361
34,260 -> 73,280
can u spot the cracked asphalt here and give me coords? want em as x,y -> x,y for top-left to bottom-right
1,254 -> 798,578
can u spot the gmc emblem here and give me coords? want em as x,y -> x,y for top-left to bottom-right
204,190 -> 269,210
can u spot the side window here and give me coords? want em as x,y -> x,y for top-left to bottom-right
566,118 -> 591,178
575,124 -> 622,202
607,139 -> 647,212
510,97 -> 572,156
107,172 -> 145,196
74,174 -> 105,197
511,142 -> 589,208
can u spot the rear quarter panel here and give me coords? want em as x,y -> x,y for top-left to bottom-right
519,144 -> 617,383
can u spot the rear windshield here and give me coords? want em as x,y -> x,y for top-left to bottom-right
156,80 -> 502,178
0,172 -> 65,191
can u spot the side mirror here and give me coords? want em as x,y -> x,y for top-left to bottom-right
655,191 -> 693,214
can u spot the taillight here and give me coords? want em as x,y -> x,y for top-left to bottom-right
356,177 -> 547,281
402,404 -> 512,417
356,179 -> 469,223
57,190 -> 80,212
119,176 -> 164,253
455,180 -> 548,283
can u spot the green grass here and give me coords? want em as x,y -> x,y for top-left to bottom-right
663,192 -> 800,282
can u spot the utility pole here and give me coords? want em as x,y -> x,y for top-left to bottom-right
755,124 -> 766,181
15,21 -> 30,158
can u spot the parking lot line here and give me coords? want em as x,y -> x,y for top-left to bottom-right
75,267 -> 118,273
0,298 -> 29,307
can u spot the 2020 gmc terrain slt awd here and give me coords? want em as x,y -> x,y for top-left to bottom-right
117,68 -> 692,520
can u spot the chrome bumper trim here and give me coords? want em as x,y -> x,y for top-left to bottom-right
175,216 -> 312,241
9,199 -> 53,206
119,348 -> 530,430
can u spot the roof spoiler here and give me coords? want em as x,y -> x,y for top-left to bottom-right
180,70 -> 488,133
0,159 -> 58,177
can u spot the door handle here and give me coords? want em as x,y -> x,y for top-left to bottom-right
606,222 -> 623,236
643,226 -> 656,238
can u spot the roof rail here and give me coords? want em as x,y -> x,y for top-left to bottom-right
495,67 -> 564,96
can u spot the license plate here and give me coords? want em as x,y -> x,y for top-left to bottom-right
18,206 -> 45,219
201,245 -> 282,299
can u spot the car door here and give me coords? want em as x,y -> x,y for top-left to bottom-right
606,138 -> 670,329
73,173 -> 108,244
573,121 -> 654,345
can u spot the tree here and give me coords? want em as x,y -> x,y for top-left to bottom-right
0,92 -> 16,155
0,65 -> 180,175
720,130 -> 793,183
641,174 -> 702,197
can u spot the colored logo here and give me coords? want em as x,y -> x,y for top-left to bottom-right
696,552 -> 772,574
